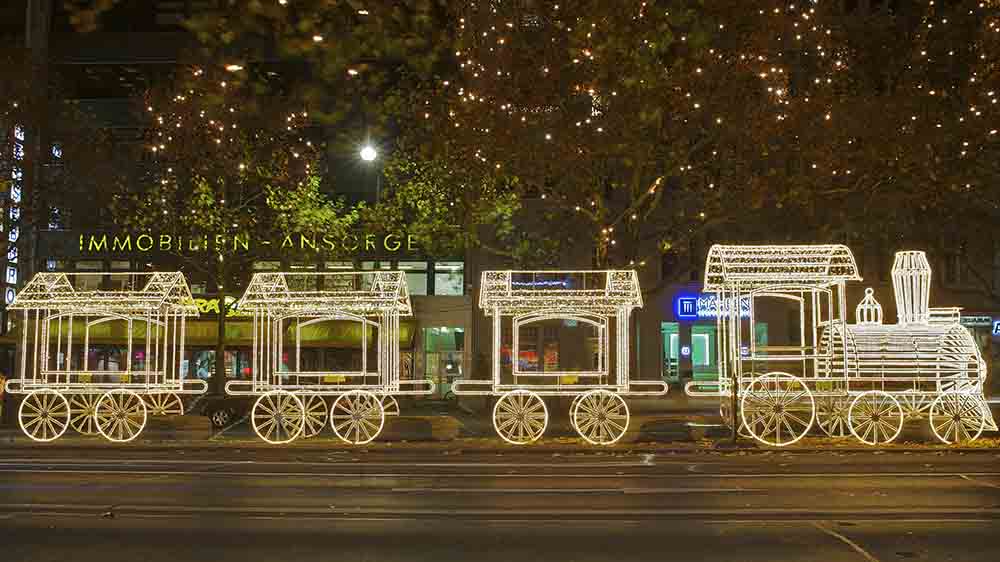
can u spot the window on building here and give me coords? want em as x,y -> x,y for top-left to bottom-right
398,261 -> 428,296
433,261 -> 464,295
75,260 -> 103,270
324,261 -> 353,270
110,260 -> 130,270
253,261 -> 280,271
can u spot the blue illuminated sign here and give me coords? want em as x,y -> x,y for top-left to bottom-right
993,321 -> 1000,337
674,293 -> 751,320
676,296 -> 698,319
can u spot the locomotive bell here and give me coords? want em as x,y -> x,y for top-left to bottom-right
891,251 -> 932,326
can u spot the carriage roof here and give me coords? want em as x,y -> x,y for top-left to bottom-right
236,271 -> 412,316
478,270 -> 642,316
703,244 -> 861,291
9,272 -> 199,316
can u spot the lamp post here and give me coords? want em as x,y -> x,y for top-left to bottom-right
360,144 -> 380,201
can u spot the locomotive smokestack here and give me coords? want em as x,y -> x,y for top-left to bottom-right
891,251 -> 931,325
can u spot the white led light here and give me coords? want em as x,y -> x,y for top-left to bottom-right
454,270 -> 667,445
5,272 -> 206,443
229,271 -> 432,445
688,245 -> 995,446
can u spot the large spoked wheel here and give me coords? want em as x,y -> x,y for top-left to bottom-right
571,390 -> 630,446
929,391 -> 986,444
740,373 -> 815,447
849,391 -> 904,446
68,393 -> 100,435
300,393 -> 329,438
380,395 -> 400,417
95,390 -> 148,443
493,390 -> 548,445
331,390 -> 386,445
816,396 -> 851,438
144,393 -> 184,416
252,390 -> 305,445
19,389 -> 70,442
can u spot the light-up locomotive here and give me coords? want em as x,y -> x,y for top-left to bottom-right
687,245 -> 996,446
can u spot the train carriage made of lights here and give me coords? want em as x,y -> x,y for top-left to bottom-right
227,271 -> 432,445
686,245 -> 996,447
4,272 -> 205,443
453,270 -> 668,446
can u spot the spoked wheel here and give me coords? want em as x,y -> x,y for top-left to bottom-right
19,389 -> 70,442
493,390 -> 548,445
330,390 -> 386,445
740,373 -> 815,447
300,393 -> 329,438
849,391 -> 904,446
252,390 -> 305,445
929,391 -> 986,444
144,393 -> 184,416
95,390 -> 148,443
571,390 -> 630,445
381,395 -> 400,417
815,396 -> 851,438
68,393 -> 100,435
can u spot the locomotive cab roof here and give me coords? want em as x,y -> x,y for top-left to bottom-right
703,244 -> 862,291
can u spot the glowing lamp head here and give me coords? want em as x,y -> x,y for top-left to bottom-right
360,145 -> 378,162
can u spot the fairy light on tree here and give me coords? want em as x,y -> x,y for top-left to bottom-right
112,66 -> 359,393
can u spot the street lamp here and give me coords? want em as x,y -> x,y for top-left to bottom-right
360,144 -> 380,200
360,145 -> 377,162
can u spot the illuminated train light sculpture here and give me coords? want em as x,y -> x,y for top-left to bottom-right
453,270 -> 668,445
686,245 -> 996,446
228,271 -> 433,445
5,272 -> 205,442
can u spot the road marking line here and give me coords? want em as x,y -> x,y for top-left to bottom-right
811,521 -> 881,562
388,487 -> 763,494
959,474 -> 1000,490
1,467 -> 998,479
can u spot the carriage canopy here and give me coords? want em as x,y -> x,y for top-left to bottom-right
479,270 -> 642,316
236,271 -> 412,316
9,272 -> 199,316
703,244 -> 861,291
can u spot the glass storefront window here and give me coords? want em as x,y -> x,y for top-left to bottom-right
434,261 -> 464,295
424,326 -> 464,398
253,261 -> 280,271
398,261 -> 428,296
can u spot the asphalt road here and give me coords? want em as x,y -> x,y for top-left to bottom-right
2,447 -> 1000,561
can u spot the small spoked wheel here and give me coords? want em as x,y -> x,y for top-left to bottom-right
331,390 -> 386,445
929,391 -> 986,444
252,390 -> 305,444
571,390 -> 630,445
19,389 -> 70,442
740,373 -> 815,447
144,393 -> 184,416
95,390 -> 148,443
493,389 -> 548,445
300,392 -> 329,438
849,390 -> 904,446
816,396 -> 851,438
380,395 -> 401,417
68,393 -> 100,435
